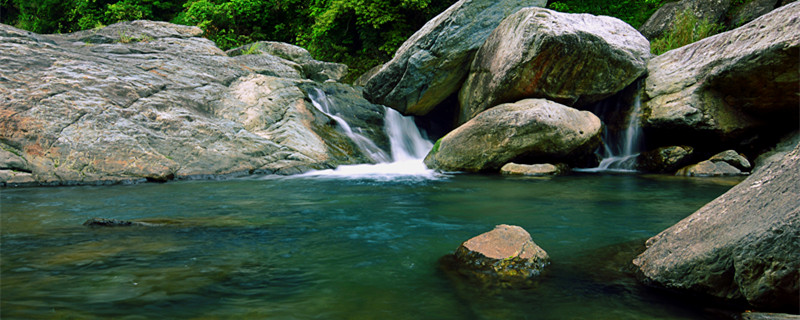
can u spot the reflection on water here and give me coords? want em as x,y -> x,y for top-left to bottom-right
1,174 -> 738,319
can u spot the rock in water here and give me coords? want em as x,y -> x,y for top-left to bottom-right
362,0 -> 547,116
675,150 -> 751,177
452,224 -> 550,285
500,163 -> 567,176
643,3 -> 800,141
424,99 -> 601,172
633,142 -> 800,311
458,7 -> 650,124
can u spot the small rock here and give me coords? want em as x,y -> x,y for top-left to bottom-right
450,224 -> 550,287
675,160 -> 744,177
709,149 -> 751,171
500,163 -> 567,176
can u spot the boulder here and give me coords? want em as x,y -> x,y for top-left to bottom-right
637,146 -> 695,173
500,162 -> 567,176
0,21 -> 388,186
675,160 -> 744,177
452,224 -> 550,285
709,150 -> 751,171
362,0 -> 547,116
424,99 -> 601,172
642,3 -> 800,142
741,312 -> 800,320
458,8 -> 650,124
227,41 -> 348,82
633,142 -> 800,311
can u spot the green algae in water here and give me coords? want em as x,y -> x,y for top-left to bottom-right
1,175 -> 740,319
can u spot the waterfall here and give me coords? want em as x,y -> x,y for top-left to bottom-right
577,87 -> 644,173
308,88 -> 390,163
303,88 -> 437,179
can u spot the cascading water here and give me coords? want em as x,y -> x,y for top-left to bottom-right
577,86 -> 644,173
308,88 -> 391,163
303,88 -> 436,179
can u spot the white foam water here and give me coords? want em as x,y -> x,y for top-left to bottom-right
576,87 -> 644,173
302,89 -> 439,180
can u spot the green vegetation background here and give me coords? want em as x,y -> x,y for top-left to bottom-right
0,0 -> 671,82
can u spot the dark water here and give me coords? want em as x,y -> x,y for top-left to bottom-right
0,174 -> 740,319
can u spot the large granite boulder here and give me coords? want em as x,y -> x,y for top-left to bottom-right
450,224 -> 550,286
633,142 -> 800,311
458,7 -> 650,124
362,0 -> 547,116
642,3 -> 800,142
0,21 -> 387,186
424,99 -> 601,172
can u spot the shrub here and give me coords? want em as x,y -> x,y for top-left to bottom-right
650,9 -> 721,55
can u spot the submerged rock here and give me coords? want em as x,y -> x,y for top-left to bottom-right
633,142 -> 800,311
83,218 -> 160,227
362,0 -> 546,116
0,21 -> 388,186
425,99 -> 601,172
458,7 -> 650,124
500,163 -> 567,176
449,224 -> 550,286
642,3 -> 800,142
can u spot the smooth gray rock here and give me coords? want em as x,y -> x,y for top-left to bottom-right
0,21 -> 387,186
642,3 -> 800,140
362,0 -> 546,116
458,7 -> 650,124
634,142 -> 800,311
424,99 -> 601,172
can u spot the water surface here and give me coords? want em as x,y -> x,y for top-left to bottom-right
1,174 -> 739,319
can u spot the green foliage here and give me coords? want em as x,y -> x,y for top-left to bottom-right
650,10 -> 721,55
240,41 -> 261,55
431,138 -> 442,154
546,0 -> 666,28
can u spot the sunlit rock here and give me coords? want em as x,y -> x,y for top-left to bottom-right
642,3 -> 800,142
362,0 -> 547,116
458,7 -> 650,124
447,224 -> 550,287
500,163 -> 567,176
425,99 -> 601,172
